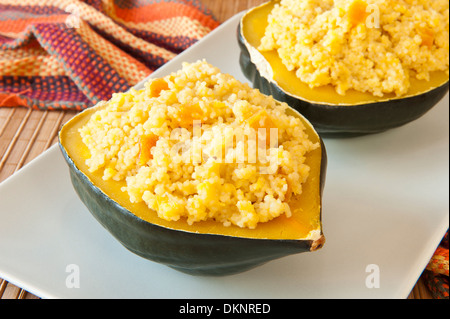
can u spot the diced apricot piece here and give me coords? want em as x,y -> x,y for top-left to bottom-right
246,109 -> 277,147
246,109 -> 264,128
348,0 -> 368,27
246,109 -> 275,129
139,133 -> 159,165
418,26 -> 434,48
149,78 -> 169,97
176,102 -> 204,127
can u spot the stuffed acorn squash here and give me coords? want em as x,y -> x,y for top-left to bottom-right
59,60 -> 327,276
238,0 -> 449,136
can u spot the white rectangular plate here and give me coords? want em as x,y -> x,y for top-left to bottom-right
0,12 -> 448,299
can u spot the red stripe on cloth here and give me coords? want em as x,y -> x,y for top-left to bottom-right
0,14 -> 68,35
0,91 -> 30,107
112,2 -> 219,30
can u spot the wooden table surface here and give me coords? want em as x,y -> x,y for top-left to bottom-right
0,0 -> 434,299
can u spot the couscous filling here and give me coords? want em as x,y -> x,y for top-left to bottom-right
258,0 -> 449,96
79,61 -> 319,229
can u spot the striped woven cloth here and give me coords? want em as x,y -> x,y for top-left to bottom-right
0,0 -> 219,110
425,231 -> 449,299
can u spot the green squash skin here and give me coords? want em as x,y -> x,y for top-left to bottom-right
238,23 -> 450,137
58,138 -> 327,276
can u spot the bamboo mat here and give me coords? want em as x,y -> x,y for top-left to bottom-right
0,0 -> 433,299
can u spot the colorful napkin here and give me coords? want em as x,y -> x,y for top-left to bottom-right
424,231 -> 449,299
0,0 -> 219,110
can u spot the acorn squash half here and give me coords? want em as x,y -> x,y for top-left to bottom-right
58,100 -> 327,276
238,0 -> 449,136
